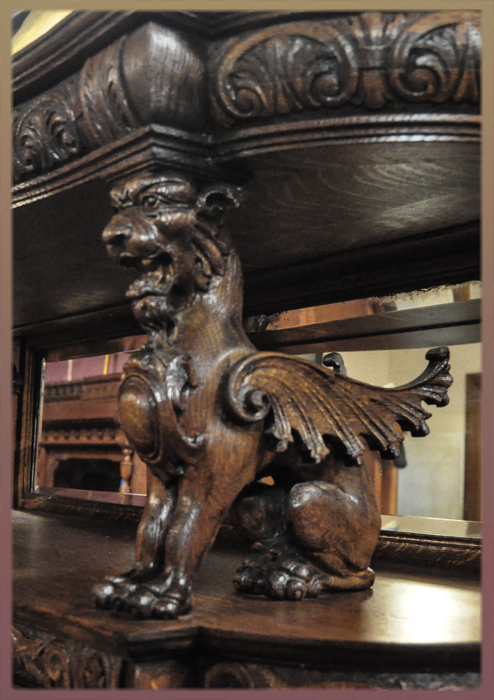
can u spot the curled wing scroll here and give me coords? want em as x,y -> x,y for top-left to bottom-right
225,347 -> 452,465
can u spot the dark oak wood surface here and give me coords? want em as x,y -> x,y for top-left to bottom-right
248,298 -> 480,354
13,140 -> 480,331
13,510 -> 480,671
12,10 -> 480,331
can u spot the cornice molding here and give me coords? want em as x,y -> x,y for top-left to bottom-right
12,11 -> 480,186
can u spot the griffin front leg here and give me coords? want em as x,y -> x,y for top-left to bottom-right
93,474 -> 176,610
122,436 -> 261,619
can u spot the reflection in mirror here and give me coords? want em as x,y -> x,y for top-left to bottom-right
35,338 -> 148,501
318,343 -> 481,522
245,283 -> 482,523
33,284 -> 481,530
381,515 -> 481,539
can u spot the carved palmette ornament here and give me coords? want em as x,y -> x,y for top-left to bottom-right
118,349 -> 205,476
388,12 -> 480,104
210,11 -> 480,124
210,23 -> 358,125
13,94 -> 81,182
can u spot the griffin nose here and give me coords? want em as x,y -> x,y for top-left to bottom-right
102,222 -> 132,247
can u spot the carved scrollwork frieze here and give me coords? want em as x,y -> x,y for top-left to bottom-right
12,624 -> 122,688
210,11 -> 480,125
13,22 -> 205,183
203,660 -> 480,689
12,12 -> 480,181
13,82 -> 82,183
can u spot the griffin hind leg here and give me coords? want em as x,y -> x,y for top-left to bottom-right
230,481 -> 330,600
232,463 -> 381,600
284,479 -> 381,590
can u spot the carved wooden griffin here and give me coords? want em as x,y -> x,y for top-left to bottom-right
93,172 -> 453,619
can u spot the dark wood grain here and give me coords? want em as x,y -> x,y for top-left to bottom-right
13,510 -> 481,674
463,373 -> 481,521
229,141 -> 479,273
247,298 -> 480,354
13,141 -> 480,331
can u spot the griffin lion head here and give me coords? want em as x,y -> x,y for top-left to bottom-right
102,172 -> 241,334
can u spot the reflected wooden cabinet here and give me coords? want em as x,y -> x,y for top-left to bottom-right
36,373 -> 147,495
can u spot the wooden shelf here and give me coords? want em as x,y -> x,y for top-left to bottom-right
13,510 -> 480,688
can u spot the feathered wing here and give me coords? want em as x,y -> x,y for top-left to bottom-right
225,347 -> 452,465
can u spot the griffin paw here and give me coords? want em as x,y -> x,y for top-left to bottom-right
93,577 -> 139,610
121,582 -> 193,619
233,561 -> 267,595
233,542 -> 326,601
265,558 -> 325,600
232,545 -> 280,595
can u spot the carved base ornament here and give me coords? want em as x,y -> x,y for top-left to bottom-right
92,172 -> 453,619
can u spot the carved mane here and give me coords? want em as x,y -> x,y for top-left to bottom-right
103,173 -> 244,340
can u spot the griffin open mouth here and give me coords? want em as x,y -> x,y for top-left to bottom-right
119,251 -> 172,273
121,252 -> 174,300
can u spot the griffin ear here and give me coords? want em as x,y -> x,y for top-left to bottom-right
195,184 -> 243,225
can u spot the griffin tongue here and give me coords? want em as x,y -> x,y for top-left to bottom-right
126,265 -> 172,299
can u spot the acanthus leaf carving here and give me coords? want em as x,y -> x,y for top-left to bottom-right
210,23 -> 358,126
78,35 -> 141,148
12,624 -> 121,689
210,11 -> 480,125
13,92 -> 81,183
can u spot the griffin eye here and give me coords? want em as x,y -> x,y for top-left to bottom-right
141,195 -> 160,209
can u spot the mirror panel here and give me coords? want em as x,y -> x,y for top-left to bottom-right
34,337 -> 148,501
31,287 -> 481,534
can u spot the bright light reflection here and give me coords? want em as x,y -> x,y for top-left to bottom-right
383,580 -> 480,644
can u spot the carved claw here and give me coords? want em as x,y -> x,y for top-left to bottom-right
153,592 -> 193,619
233,541 -> 283,595
92,578 -> 139,610
233,561 -> 267,595
233,542 -> 326,601
124,589 -> 159,619
106,581 -> 194,620
92,582 -> 116,609
265,559 -> 325,601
